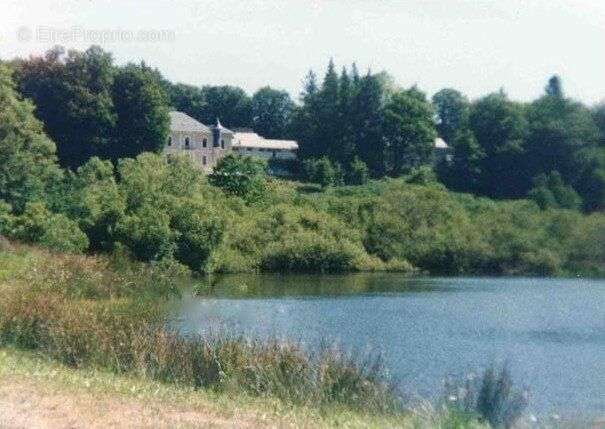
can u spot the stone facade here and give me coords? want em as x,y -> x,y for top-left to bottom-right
164,111 -> 234,172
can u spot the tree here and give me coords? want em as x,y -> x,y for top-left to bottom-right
336,67 -> 356,166
290,70 -> 322,159
574,147 -> 605,212
439,128 -> 484,193
208,154 -> 267,202
317,59 -> 341,161
15,46 -> 116,168
251,86 -> 295,138
109,63 -> 170,161
383,87 -> 437,176
198,85 -> 252,128
592,103 -> 605,147
166,82 -> 207,119
525,76 -> 600,207
432,88 -> 470,145
0,64 -> 63,213
352,73 -> 387,177
468,92 -> 528,198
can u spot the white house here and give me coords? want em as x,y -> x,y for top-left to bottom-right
164,111 -> 299,173
231,129 -> 298,161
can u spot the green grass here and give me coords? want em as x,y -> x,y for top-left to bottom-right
0,347 -> 417,428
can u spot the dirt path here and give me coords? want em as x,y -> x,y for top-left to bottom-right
0,376 -> 264,429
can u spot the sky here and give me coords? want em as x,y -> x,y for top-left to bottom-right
1,0 -> 604,104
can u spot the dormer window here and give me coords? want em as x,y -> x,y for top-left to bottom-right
184,137 -> 190,149
167,136 -> 172,146
202,138 -> 207,148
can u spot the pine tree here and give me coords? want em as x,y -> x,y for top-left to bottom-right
352,72 -> 386,177
317,59 -> 340,160
337,66 -> 355,165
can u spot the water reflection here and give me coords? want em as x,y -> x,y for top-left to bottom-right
192,273 -> 488,298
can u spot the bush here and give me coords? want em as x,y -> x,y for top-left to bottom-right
261,230 -> 362,272
346,157 -> 370,185
212,203 -> 376,273
171,200 -> 224,272
208,154 -> 267,203
303,157 -> 337,188
528,171 -> 582,210
10,202 -> 88,253
115,205 -> 175,262
444,364 -> 528,429
405,165 -> 438,185
0,200 -> 14,236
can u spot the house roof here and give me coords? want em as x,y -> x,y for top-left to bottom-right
233,131 -> 298,150
434,137 -> 449,149
169,111 -> 210,133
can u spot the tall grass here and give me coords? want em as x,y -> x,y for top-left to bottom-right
443,365 -> 529,429
0,244 -> 399,412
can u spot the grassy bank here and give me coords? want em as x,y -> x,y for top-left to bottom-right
0,244 -> 495,428
0,347 -> 414,428
0,245 -> 395,410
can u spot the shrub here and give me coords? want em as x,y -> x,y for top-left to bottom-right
346,157 -> 370,185
10,202 -> 88,253
405,165 -> 438,185
64,157 -> 126,252
108,154 -> 226,271
0,200 -> 14,235
115,205 -> 175,262
443,364 -> 528,429
303,157 -> 337,189
208,154 -> 267,202
528,171 -> 582,210
261,230 -> 361,272
170,200 -> 224,272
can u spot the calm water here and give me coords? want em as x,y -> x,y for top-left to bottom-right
174,274 -> 605,419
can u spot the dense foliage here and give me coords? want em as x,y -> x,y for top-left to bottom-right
436,77 -> 605,211
12,47 -> 170,169
0,65 -> 63,213
0,59 -> 602,276
5,47 -> 605,212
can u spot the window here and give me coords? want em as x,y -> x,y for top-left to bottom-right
272,151 -> 277,158
167,136 -> 172,146
202,156 -> 207,166
184,137 -> 190,149
202,138 -> 207,148
221,139 -> 225,149
247,147 -> 252,152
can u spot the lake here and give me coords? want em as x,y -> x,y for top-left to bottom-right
174,274 -> 605,420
